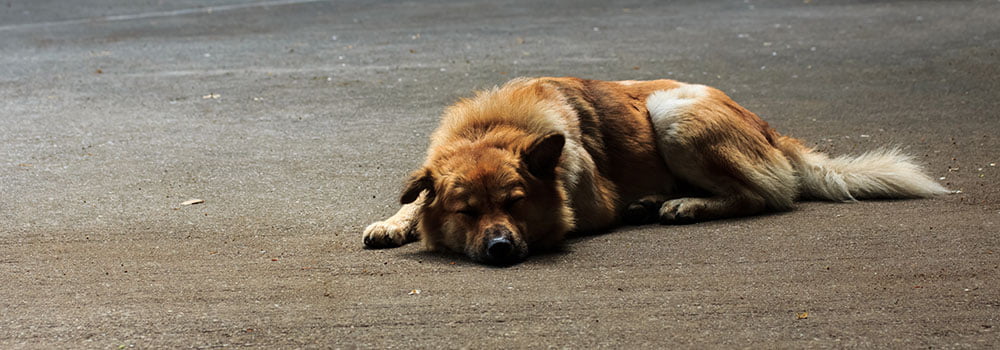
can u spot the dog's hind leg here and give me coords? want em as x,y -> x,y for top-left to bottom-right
362,191 -> 426,248
647,84 -> 797,223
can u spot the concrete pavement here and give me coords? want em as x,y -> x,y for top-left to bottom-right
2,0 -> 999,348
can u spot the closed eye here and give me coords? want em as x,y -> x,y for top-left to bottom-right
457,208 -> 479,217
505,195 -> 525,210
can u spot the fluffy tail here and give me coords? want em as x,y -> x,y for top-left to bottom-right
779,138 -> 950,201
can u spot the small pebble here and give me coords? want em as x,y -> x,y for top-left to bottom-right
180,199 -> 204,206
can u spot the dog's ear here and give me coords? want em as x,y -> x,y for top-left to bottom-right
524,133 -> 565,179
400,168 -> 435,204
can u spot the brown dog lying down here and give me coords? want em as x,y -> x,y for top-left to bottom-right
362,77 -> 948,265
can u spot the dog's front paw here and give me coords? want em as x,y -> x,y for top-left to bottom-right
659,198 -> 704,225
362,220 -> 416,248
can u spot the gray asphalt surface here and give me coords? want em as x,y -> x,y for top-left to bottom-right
2,0 -> 999,348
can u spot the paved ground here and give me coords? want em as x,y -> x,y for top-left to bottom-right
2,0 -> 999,348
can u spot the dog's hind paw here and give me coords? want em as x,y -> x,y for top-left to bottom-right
659,198 -> 703,225
362,220 -> 417,248
622,195 -> 668,225
623,196 -> 665,225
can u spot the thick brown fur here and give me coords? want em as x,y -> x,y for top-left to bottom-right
363,77 -> 948,265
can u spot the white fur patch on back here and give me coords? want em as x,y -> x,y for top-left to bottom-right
646,84 -> 708,117
646,84 -> 709,138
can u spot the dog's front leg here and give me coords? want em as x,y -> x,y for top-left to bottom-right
362,191 -> 425,248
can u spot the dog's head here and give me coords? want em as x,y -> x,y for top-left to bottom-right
401,132 -> 571,265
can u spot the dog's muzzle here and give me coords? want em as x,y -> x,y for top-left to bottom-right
482,224 -> 519,265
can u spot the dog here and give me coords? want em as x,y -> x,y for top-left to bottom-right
362,77 -> 948,265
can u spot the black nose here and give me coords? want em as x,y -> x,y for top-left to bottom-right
486,237 -> 513,260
